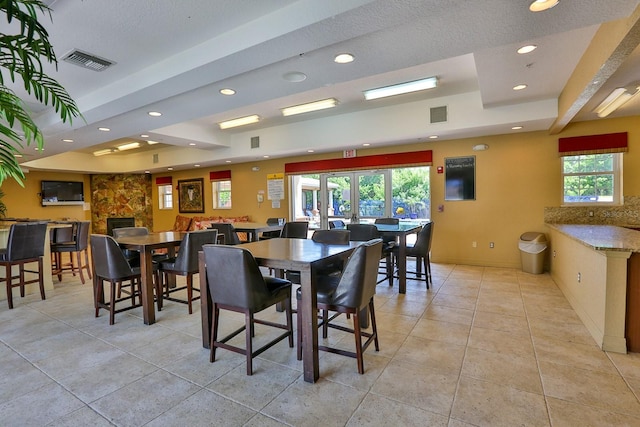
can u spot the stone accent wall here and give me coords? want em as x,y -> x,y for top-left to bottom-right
91,174 -> 153,234
544,196 -> 640,227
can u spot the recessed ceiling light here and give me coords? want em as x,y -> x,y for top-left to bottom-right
429,135 -> 439,139
282,71 -> 307,82
194,164 -> 201,167
307,149 -> 314,153
517,45 -> 537,54
14,154 -> 23,158
140,134 -> 149,138
35,147 -> 43,151
148,111 -> 162,117
62,138 -> 74,143
334,53 -> 354,64
117,142 -> 140,151
219,115 -> 260,129
529,0 -> 559,12
362,143 -> 370,146
98,127 -> 110,132
145,170 -> 150,173
167,167 -> 173,171
220,88 -> 236,95
147,140 -> 159,145
512,126 -> 524,130
282,98 -> 338,116
225,160 -> 232,163
364,76 -> 438,100
189,143 -> 196,146
263,155 -> 270,158
513,84 -> 528,91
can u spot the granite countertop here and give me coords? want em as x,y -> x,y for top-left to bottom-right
546,224 -> 640,253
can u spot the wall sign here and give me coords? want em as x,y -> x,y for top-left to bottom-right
445,156 -> 475,201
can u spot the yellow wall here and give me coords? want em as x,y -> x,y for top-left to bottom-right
2,115 -> 637,269
0,171 -> 90,221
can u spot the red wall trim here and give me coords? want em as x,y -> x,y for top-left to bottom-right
285,150 -> 433,174
155,176 -> 172,185
558,132 -> 628,156
209,170 -> 232,181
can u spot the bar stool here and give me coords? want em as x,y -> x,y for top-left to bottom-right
51,221 -> 92,284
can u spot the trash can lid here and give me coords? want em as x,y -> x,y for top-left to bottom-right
520,232 -> 547,243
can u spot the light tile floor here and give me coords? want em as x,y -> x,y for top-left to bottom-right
1,264 -> 640,426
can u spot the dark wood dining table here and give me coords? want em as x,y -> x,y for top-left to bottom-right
373,222 -> 422,294
199,237 -> 359,383
115,231 -> 186,324
232,222 -> 283,242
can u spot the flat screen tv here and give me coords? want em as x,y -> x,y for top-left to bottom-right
41,180 -> 85,206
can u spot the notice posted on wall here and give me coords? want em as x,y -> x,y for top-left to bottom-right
267,173 -> 285,200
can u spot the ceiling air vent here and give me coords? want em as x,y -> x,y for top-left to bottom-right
62,49 -> 114,72
430,106 -> 447,124
251,136 -> 260,149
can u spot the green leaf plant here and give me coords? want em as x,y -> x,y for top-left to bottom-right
0,0 -> 82,185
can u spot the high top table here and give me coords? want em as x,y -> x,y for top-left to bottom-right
373,222 -> 422,294
199,237 -> 359,383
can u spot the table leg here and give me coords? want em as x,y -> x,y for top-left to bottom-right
140,248 -> 156,325
300,269 -> 319,383
398,234 -> 407,294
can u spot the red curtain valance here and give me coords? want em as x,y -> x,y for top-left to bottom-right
285,150 -> 433,175
210,170 -> 231,181
558,132 -> 628,156
155,176 -> 172,185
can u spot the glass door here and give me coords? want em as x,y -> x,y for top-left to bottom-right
319,170 -> 391,228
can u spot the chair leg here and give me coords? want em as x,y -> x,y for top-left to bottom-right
38,258 -> 45,301
296,307 -> 303,360
369,299 -> 379,351
75,251 -> 85,284
56,253 -> 63,282
322,309 -> 329,338
6,264 -> 13,309
186,274 -> 193,314
210,305 -> 220,362
245,311 -> 253,375
352,310 -> 364,375
109,279 -> 117,325
155,272 -> 163,311
94,278 -> 103,317
83,249 -> 93,280
286,296 -> 293,347
423,257 -> 430,289
385,254 -> 393,286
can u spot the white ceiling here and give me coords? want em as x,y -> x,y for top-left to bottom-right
11,0 -> 640,173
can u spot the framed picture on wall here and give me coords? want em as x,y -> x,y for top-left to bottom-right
178,178 -> 205,213
445,156 -> 476,201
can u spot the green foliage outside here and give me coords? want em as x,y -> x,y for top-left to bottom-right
0,0 -> 82,186
562,154 -> 614,202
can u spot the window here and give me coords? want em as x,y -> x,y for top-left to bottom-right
562,153 -> 622,205
158,184 -> 173,209
212,180 -> 232,209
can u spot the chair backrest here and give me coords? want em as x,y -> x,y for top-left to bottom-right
172,230 -> 218,273
374,217 -> 399,225
346,224 -> 379,242
331,239 -> 382,309
329,220 -> 346,229
106,217 -> 136,236
112,226 -> 149,238
281,221 -> 308,239
75,221 -> 91,251
208,223 -> 241,245
90,234 -> 136,280
203,244 -> 275,310
412,222 -> 434,255
266,217 -> 285,226
5,222 -> 47,260
311,229 -> 350,244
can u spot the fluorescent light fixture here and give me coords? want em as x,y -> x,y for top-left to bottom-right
98,127 -> 110,132
147,140 -> 159,145
529,0 -> 559,12
219,115 -> 260,129
93,149 -> 113,156
117,142 -> 140,151
281,98 -> 338,116
594,85 -> 640,118
363,76 -> 438,100
62,139 -> 74,143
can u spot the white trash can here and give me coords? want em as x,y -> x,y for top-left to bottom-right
519,232 -> 548,274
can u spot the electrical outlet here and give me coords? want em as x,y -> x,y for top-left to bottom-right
589,211 -> 594,217
472,241 -> 477,248
553,250 -> 556,258
489,242 -> 494,248
577,272 -> 581,283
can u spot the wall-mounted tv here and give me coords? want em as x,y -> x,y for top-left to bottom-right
41,180 -> 85,206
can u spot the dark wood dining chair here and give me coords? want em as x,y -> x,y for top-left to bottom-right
296,238 -> 382,374
281,221 -> 309,239
90,234 -> 158,324
391,221 -> 434,288
0,222 -> 48,309
261,218 -> 285,239
51,221 -> 92,284
347,224 -> 393,286
157,229 -> 218,314
208,223 -> 241,245
329,219 -> 346,229
374,217 -> 399,285
203,244 -> 293,375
